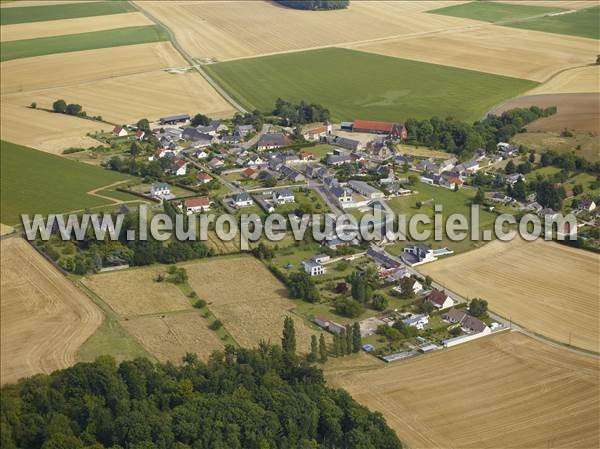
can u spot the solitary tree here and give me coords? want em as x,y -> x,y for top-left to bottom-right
282,316 -> 296,355
137,118 -> 150,132
308,335 -> 318,362
505,160 -> 516,174
352,322 -> 362,353
52,99 -> 67,113
469,298 -> 488,317
333,332 -> 340,357
339,328 -> 347,355
345,325 -> 353,355
191,113 -> 211,127
319,333 -> 328,363
473,187 -> 485,205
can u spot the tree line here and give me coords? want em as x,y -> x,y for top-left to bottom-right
274,0 -> 349,10
1,320 -> 401,449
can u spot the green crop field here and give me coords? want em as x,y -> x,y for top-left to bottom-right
428,1 -> 563,23
205,48 -> 537,122
508,6 -> 600,40
0,1 -> 135,25
1,25 -> 168,61
0,141 -> 130,225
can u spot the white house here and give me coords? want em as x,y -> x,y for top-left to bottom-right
150,183 -> 172,200
112,126 -> 128,137
194,149 -> 209,159
197,172 -> 212,184
303,260 -> 326,276
272,188 -> 295,204
331,186 -> 354,208
313,254 -> 331,264
442,308 -> 491,335
232,192 -> 253,207
401,314 -> 429,330
184,196 -> 211,214
393,276 -> 423,295
172,159 -> 188,176
426,289 -> 454,310
403,244 -> 437,266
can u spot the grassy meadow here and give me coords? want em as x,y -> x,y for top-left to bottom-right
509,6 -> 600,40
0,140 -> 129,225
1,1 -> 135,25
205,48 -> 537,122
1,25 -> 168,61
429,1 -> 563,23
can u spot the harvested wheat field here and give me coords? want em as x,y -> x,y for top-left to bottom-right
121,311 -> 225,364
420,239 -> 599,352
0,12 -> 152,42
6,69 -> 236,124
528,65 -> 600,94
184,255 -> 322,352
0,238 -> 103,385
0,100 -> 105,154
82,267 -> 193,317
326,332 -> 600,449
494,92 -> 600,133
136,0 -> 478,61
0,42 -> 186,94
346,25 -> 598,82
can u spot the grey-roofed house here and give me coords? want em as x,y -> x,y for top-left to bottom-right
181,128 -> 215,146
326,153 -> 352,166
280,166 -> 305,182
159,114 -> 190,125
257,133 -> 289,150
234,124 -> 255,139
232,192 -> 253,207
273,188 -> 295,204
348,180 -> 384,199
330,186 -> 354,208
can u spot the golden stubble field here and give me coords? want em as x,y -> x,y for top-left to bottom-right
325,332 -> 600,449
184,255 -> 323,352
346,26 -> 598,82
0,238 -> 103,385
0,12 -> 152,42
135,0 -> 478,61
528,65 -> 600,94
82,266 -> 225,363
420,239 -> 600,352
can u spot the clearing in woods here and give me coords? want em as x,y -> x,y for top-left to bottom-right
0,12 -> 153,42
0,238 -> 103,385
184,255 -> 323,352
0,1 -> 136,25
325,332 -> 600,449
0,25 -> 168,61
419,238 -> 600,353
205,48 -> 537,122
82,266 -> 225,363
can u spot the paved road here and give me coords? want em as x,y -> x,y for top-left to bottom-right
131,1 -> 247,114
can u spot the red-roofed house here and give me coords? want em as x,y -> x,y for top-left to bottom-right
172,159 -> 187,176
135,130 -> 145,141
426,289 -> 454,309
352,120 -> 407,139
242,167 -> 258,179
197,172 -> 212,184
299,151 -> 314,161
112,126 -> 128,137
184,196 -> 211,214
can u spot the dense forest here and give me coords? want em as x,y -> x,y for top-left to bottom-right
404,106 -> 557,157
0,344 -> 401,449
274,0 -> 349,10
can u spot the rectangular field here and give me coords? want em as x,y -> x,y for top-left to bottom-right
1,1 -> 136,25
1,12 -> 152,42
0,140 -> 129,225
419,238 -> 599,352
528,66 -> 600,94
205,47 -> 537,122
121,311 -> 225,364
81,268 -> 193,317
325,332 -> 599,449
346,25 -> 598,82
508,5 -> 600,40
429,1 -> 563,23
1,25 -> 168,61
135,0 -> 480,61
184,255 -> 322,352
1,238 -> 103,385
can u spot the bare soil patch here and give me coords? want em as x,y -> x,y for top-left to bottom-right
420,239 -> 599,352
1,238 -> 103,384
326,332 -> 599,449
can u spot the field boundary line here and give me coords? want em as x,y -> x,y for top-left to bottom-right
129,0 -> 246,114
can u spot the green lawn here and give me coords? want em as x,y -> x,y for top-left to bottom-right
1,1 -> 135,25
204,48 -> 537,123
0,140 -> 130,225
1,25 -> 168,61
429,1 -> 563,23
508,6 -> 600,40
386,183 -> 497,254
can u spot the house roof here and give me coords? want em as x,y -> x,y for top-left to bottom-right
173,159 -> 187,168
243,167 -> 257,176
427,289 -> 449,306
198,172 -> 212,181
160,114 -> 190,122
353,119 -> 396,133
275,188 -> 294,198
184,197 -> 210,208
258,133 -> 289,147
306,126 -> 327,135
233,192 -> 251,202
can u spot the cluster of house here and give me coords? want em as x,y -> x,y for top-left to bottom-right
225,187 -> 297,211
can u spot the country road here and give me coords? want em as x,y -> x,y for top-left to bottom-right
130,1 -> 247,114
